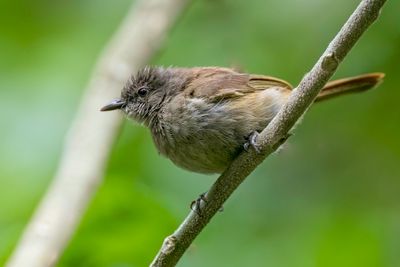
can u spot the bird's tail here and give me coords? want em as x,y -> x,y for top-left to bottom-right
315,73 -> 385,102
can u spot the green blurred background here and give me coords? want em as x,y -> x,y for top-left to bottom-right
1,0 -> 399,266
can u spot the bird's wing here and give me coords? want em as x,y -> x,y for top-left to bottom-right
185,68 -> 292,102
247,74 -> 292,90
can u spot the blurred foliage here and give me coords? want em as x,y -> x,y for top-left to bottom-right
1,0 -> 399,266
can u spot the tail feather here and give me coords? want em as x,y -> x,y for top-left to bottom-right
315,73 -> 385,102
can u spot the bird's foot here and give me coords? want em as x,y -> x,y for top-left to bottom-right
190,192 -> 208,216
190,192 -> 224,216
244,131 -> 261,153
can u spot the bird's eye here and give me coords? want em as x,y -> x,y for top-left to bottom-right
137,87 -> 148,97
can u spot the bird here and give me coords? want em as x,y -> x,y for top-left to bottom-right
101,66 -> 384,174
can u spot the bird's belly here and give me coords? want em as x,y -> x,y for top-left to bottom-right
154,106 -> 242,173
162,135 -> 238,174
152,93 -> 283,173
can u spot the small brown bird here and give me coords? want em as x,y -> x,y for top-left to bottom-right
101,67 -> 384,174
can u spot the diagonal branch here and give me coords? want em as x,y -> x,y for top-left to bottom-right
6,0 -> 192,267
151,0 -> 387,266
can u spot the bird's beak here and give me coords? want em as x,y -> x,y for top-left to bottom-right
100,99 -> 125,111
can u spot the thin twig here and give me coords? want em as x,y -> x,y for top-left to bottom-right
150,0 -> 387,266
6,1 -> 191,266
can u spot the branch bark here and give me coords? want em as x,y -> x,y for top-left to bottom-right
150,0 -> 387,266
6,1 -> 192,266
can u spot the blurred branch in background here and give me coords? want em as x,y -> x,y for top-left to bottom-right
151,0 -> 387,266
5,0 -> 192,266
